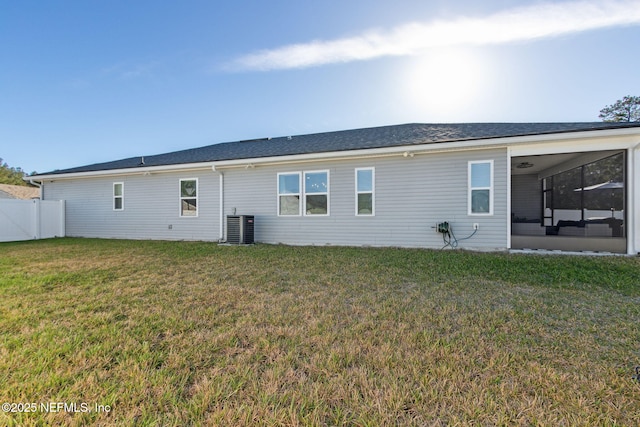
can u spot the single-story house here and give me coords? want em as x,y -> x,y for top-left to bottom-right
0,184 -> 40,200
29,122 -> 640,254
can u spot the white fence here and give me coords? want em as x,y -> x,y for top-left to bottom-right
0,199 -> 65,242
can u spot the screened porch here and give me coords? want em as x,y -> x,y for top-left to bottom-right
510,150 -> 626,253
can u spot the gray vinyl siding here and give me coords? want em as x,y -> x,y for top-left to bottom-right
43,148 -> 508,249
44,171 -> 219,241
223,148 -> 508,250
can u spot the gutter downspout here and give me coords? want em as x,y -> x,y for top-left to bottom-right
212,166 -> 224,242
28,178 -> 43,199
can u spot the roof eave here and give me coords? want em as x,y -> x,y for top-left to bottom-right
211,126 -> 640,168
31,125 -> 640,180
30,161 -> 217,181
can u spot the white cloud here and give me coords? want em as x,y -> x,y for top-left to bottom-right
229,0 -> 640,71
101,61 -> 159,80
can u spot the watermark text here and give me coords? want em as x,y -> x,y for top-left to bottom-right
2,402 -> 111,414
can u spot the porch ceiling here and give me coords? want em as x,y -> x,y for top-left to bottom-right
511,153 -> 580,175
511,150 -> 621,176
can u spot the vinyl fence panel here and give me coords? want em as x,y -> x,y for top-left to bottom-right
0,199 -> 65,242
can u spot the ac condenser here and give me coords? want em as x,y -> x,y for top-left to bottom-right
226,215 -> 254,244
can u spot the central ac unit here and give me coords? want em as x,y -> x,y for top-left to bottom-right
226,215 -> 254,244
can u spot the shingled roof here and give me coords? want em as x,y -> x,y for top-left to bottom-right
37,122 -> 640,176
0,184 -> 40,199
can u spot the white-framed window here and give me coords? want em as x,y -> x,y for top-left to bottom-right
113,182 -> 124,211
468,160 -> 493,215
180,178 -> 198,217
355,167 -> 374,216
277,172 -> 301,216
304,170 -> 329,216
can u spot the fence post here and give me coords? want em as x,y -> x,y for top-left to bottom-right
59,200 -> 66,237
32,199 -> 41,240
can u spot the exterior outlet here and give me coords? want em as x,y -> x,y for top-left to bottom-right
473,223 -> 479,230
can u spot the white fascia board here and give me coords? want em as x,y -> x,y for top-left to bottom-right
33,127 -> 640,179
213,127 -> 640,168
33,141 -> 503,180
32,162 -> 216,181
212,138 -> 507,168
508,128 -> 640,156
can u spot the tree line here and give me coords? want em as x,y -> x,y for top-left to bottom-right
0,158 -> 34,186
599,95 -> 640,122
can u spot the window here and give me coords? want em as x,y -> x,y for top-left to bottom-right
304,171 -> 329,215
355,168 -> 374,215
278,172 -> 301,216
113,182 -> 124,211
277,171 -> 330,216
180,178 -> 198,217
468,160 -> 493,215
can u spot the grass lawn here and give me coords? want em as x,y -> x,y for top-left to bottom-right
1,238 -> 639,426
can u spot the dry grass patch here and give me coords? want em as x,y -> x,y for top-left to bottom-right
0,238 -> 639,426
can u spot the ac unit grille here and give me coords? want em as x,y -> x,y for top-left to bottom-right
226,215 -> 254,244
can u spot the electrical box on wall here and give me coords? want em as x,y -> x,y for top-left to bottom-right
436,222 -> 450,234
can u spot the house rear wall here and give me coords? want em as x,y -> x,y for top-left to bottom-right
222,148 -> 508,249
43,148 -> 508,249
44,171 -> 220,241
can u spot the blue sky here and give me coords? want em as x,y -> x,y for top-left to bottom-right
2,0 -> 640,174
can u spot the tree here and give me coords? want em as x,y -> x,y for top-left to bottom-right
599,95 -> 640,122
0,158 -> 33,186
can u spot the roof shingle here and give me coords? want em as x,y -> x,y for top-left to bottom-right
37,122 -> 640,176
0,184 -> 40,199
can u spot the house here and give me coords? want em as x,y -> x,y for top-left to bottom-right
29,122 -> 640,254
0,184 -> 40,200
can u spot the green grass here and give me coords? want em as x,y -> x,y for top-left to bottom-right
1,238 -> 639,426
